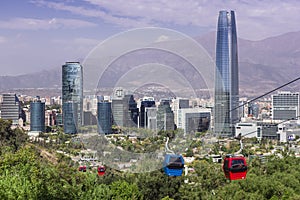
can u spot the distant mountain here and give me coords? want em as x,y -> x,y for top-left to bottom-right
0,69 -> 61,96
196,31 -> 300,97
1,31 -> 300,98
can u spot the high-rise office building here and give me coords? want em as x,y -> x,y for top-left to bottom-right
177,108 -> 211,135
30,101 -> 45,132
63,102 -> 78,134
83,111 -> 97,126
111,88 -> 125,127
111,98 -> 124,127
111,89 -> 138,128
123,94 -> 139,127
214,10 -> 239,137
139,97 -> 156,128
145,107 -> 157,130
271,91 -> 299,120
156,99 -> 174,131
1,93 -> 20,125
62,62 -> 83,134
97,102 -> 112,134
172,98 -> 189,126
45,110 -> 57,126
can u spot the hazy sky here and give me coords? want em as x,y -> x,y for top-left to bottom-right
1,0 -> 300,76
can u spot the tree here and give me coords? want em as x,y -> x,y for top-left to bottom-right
136,171 -> 183,200
0,119 -> 27,152
110,180 -> 142,200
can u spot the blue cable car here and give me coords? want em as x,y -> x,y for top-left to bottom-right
163,154 -> 184,176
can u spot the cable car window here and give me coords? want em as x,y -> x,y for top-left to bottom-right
167,156 -> 183,169
231,159 -> 245,168
170,157 -> 182,163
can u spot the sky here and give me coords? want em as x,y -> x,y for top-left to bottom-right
1,0 -> 300,76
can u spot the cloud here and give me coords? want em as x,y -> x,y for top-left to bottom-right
0,17 -> 97,30
155,35 -> 170,43
31,0 -> 300,40
51,37 -> 101,59
31,0 -> 151,27
84,0 -> 203,25
31,0 -> 209,27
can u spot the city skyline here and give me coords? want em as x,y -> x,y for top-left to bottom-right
1,2 -> 300,196
1,0 -> 300,75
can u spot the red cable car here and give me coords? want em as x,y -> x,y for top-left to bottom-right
223,155 -> 247,180
97,165 -> 106,176
79,165 -> 87,172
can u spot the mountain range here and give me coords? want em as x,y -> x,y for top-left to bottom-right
1,31 -> 300,98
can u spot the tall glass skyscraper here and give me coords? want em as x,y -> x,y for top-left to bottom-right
63,102 -> 78,134
97,102 -> 112,134
30,101 -> 45,132
62,62 -> 83,134
214,10 -> 239,137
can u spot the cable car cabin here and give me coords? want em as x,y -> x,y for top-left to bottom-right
78,166 -> 86,172
97,166 -> 106,176
163,154 -> 184,176
223,155 -> 247,181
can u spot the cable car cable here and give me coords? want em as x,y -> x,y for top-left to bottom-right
211,75 -> 300,135
229,76 -> 300,113
236,115 -> 300,140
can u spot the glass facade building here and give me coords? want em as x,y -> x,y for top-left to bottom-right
172,98 -> 189,127
156,99 -> 174,131
139,98 -> 156,128
111,94 -> 138,128
214,10 -> 239,137
63,102 -> 78,134
271,92 -> 299,120
177,108 -> 211,135
123,95 -> 138,127
1,93 -> 20,125
145,107 -> 157,130
62,62 -> 83,134
111,99 -> 124,127
97,102 -> 112,134
30,101 -> 45,132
